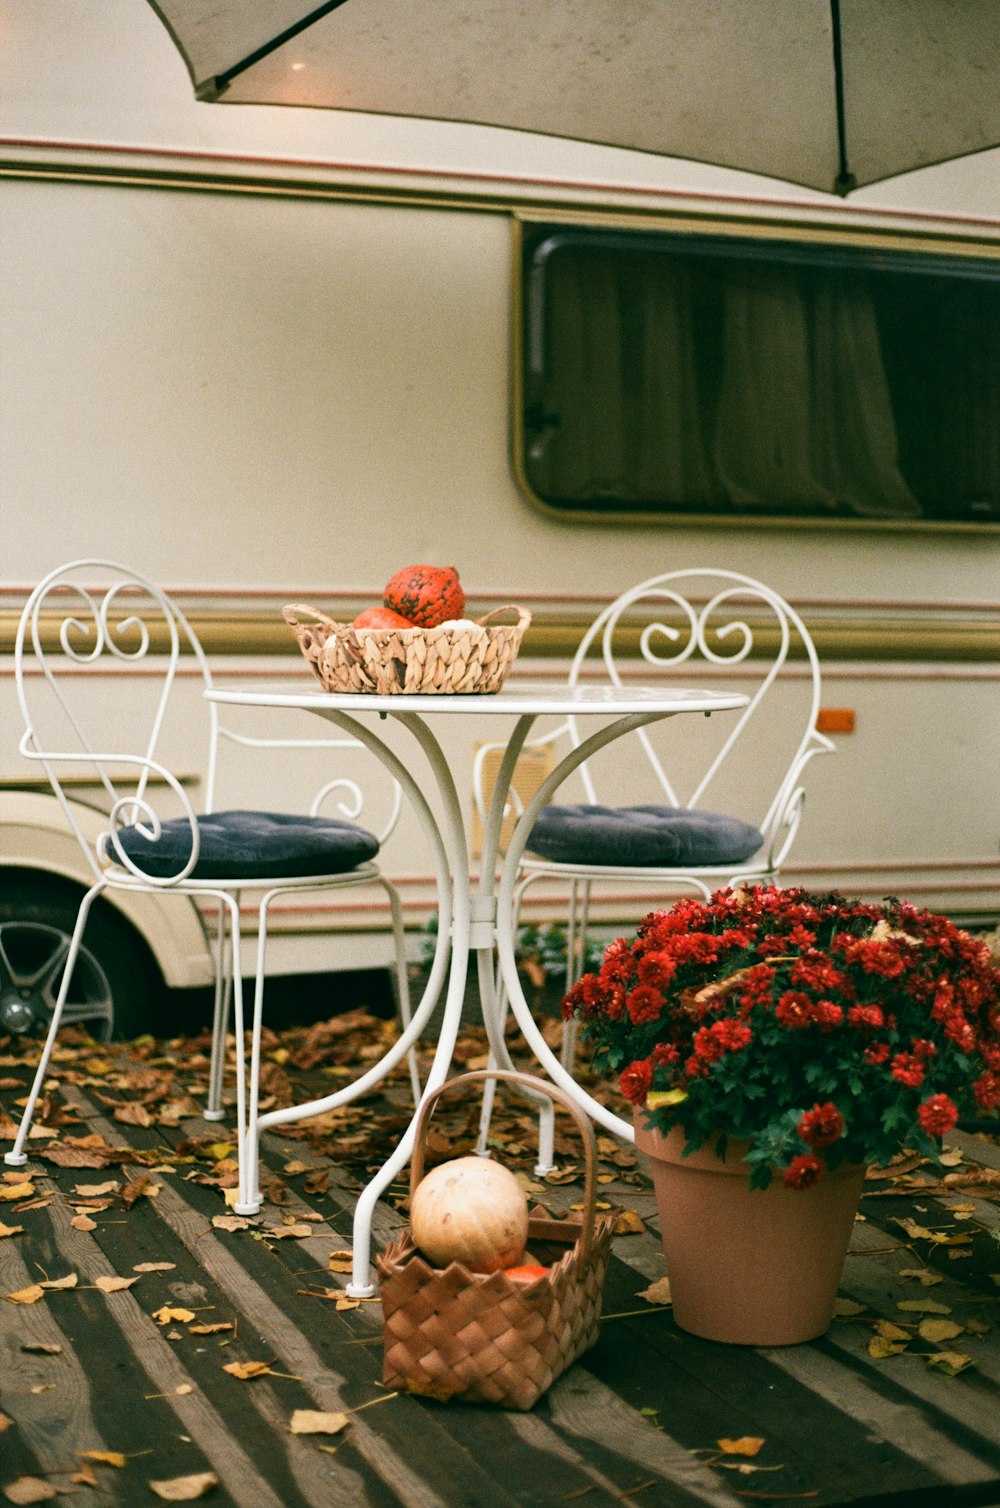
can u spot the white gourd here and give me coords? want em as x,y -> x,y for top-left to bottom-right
410,1155 -> 529,1272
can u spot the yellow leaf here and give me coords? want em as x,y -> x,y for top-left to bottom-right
717,1437 -> 765,1457
328,1250 -> 353,1273
265,1223 -> 313,1240
223,1359 -> 272,1380
289,1409 -> 350,1435
40,1273 -> 78,1291
637,1277 -> 673,1306
613,1209 -> 645,1235
190,1322 -> 233,1335
832,1298 -> 866,1316
868,1334 -> 909,1359
646,1089 -> 687,1109
927,1351 -> 975,1376
148,1472 -> 219,1501
2,1475 -> 58,1502
0,1182 -> 35,1202
133,1262 -> 176,1273
897,1268 -> 944,1286
205,1142 -> 235,1161
0,1221 -> 25,1238
93,1275 -> 139,1294
919,1318 -> 964,1343
335,1296 -> 360,1312
5,1284 -> 45,1305
81,1450 -> 126,1468
73,1180 -> 118,1197
153,1305 -> 196,1325
70,1214 -> 97,1232
212,1214 -> 251,1232
874,1320 -> 911,1341
282,1160 -> 309,1176
898,1299 -> 951,1314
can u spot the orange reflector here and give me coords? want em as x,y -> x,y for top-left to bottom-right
816,708 -> 856,734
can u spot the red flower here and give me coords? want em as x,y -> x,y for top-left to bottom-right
797,1102 -> 844,1148
627,984 -> 665,1025
775,991 -> 813,1028
637,951 -> 678,990
974,1071 -> 1000,1110
847,1004 -> 884,1030
619,1059 -> 653,1104
917,1093 -> 959,1136
783,1153 -> 824,1190
890,1053 -> 925,1088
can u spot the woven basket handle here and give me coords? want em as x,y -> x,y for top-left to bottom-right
475,605 -> 532,634
282,603 -> 339,631
409,1068 -> 600,1269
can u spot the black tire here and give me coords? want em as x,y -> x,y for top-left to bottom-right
0,872 -> 160,1041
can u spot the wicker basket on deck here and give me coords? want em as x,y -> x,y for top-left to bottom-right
376,1070 -> 615,1411
283,604 -> 531,695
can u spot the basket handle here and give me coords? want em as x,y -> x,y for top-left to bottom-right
282,603 -> 340,631
409,1068 -> 601,1269
475,605 -> 532,634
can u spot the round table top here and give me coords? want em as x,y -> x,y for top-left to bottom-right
205,680 -> 749,716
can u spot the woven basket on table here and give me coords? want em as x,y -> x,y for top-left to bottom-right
282,604 -> 531,694
377,1069 -> 615,1411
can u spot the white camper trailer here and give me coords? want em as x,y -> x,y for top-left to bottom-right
1,1 -> 998,1037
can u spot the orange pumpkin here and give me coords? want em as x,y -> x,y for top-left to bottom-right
383,564 -> 465,628
351,606 -> 416,629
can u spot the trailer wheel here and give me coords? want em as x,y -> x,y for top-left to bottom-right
0,875 -> 157,1042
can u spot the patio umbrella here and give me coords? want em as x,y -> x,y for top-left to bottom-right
145,0 -> 1000,196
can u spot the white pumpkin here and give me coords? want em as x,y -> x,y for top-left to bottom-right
410,1155 -> 529,1273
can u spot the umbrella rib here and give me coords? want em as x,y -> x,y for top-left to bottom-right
196,0 -> 354,101
829,0 -> 856,195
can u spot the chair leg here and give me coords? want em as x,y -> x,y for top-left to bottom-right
204,904 -> 232,1122
378,876 -> 421,1103
233,889 -> 272,1217
5,884 -> 103,1167
559,878 -> 591,1073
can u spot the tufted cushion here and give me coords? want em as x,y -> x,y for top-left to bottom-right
114,810 -> 379,881
526,804 -> 763,868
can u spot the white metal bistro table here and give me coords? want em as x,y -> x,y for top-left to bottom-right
204,680 -> 749,1293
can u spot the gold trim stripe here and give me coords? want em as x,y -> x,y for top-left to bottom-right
2,609 -> 996,664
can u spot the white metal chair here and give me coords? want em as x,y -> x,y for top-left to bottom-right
472,569 -> 835,1137
3,560 -> 423,1212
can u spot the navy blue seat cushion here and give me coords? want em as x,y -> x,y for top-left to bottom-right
526,804 -> 764,868
115,810 -> 379,881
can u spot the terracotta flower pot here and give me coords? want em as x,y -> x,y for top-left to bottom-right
634,1112 -> 866,1346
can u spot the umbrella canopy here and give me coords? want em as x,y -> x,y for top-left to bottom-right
145,0 -> 1000,196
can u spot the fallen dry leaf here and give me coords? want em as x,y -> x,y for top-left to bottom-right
636,1277 -> 673,1306
73,1180 -> 118,1197
868,1334 -> 909,1359
2,1477 -> 58,1503
289,1408 -> 350,1436
189,1322 -> 233,1335
898,1299 -> 952,1315
897,1268 -> 944,1286
926,1350 -> 975,1376
93,1275 -> 139,1294
919,1318 -> 965,1343
148,1472 -> 219,1501
832,1298 -> 866,1316
5,1284 -> 45,1305
212,1214 -> 251,1232
154,1305 -> 196,1325
717,1437 -> 765,1457
222,1359 -> 272,1380
328,1250 -> 353,1273
0,1182 -> 35,1202
70,1214 -> 97,1232
133,1262 -> 176,1273
40,1273 -> 78,1291
0,1221 -> 24,1239
120,1175 -> 160,1208
264,1223 -> 314,1241
874,1320 -> 911,1341
20,1341 -> 62,1355
81,1450 -> 126,1468
613,1209 -> 645,1235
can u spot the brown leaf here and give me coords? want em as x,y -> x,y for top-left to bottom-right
302,1170 -> 330,1195
133,1262 -> 176,1273
0,1221 -> 24,1239
70,1214 -> 97,1232
73,1179 -> 119,1197
148,1473 -> 219,1501
120,1174 -> 159,1208
283,1159 -> 310,1176
328,1250 -> 353,1274
289,1409 -> 350,1435
612,1209 -> 645,1235
113,1103 -> 155,1128
20,1342 -> 62,1355
264,1223 -> 313,1241
93,1275 -> 139,1294
189,1322 -> 233,1335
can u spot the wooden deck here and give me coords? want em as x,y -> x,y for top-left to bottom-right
2,1000 -> 1000,1508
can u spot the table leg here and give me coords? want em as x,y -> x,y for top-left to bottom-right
495,712 -> 679,1141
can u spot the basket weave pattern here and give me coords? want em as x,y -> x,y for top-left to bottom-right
376,1070 -> 615,1411
283,604 -> 531,695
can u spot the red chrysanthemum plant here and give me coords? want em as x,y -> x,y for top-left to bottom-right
563,887 -> 1000,1190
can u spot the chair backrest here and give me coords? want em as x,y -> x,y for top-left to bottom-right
563,569 -> 834,868
15,560 -> 401,886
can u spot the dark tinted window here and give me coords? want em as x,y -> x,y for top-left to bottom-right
519,225 -> 1000,526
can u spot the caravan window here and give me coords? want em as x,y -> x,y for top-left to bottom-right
517,223 -> 1000,527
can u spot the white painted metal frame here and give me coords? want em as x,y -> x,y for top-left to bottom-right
471,570 -> 836,1106
204,681 -> 748,1294
4,560 -> 420,1189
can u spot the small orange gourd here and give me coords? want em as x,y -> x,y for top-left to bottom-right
410,1155 -> 529,1273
